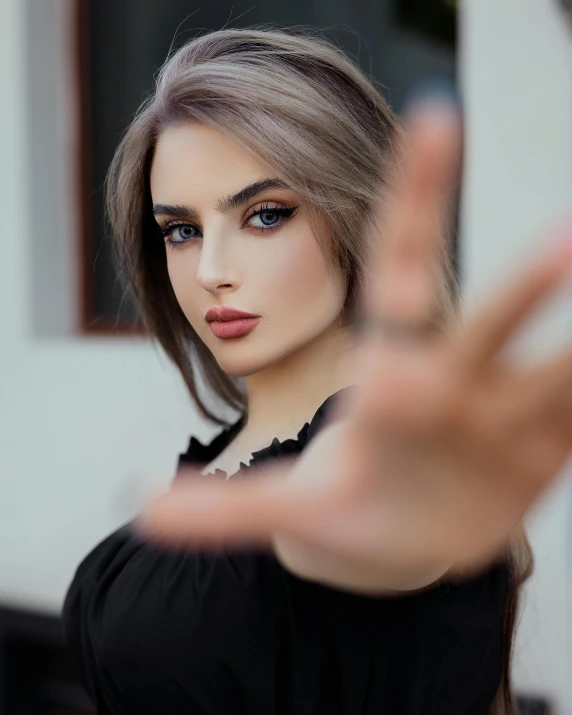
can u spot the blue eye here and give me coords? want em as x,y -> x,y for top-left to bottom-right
159,203 -> 298,249
246,205 -> 297,232
250,209 -> 283,228
160,222 -> 200,247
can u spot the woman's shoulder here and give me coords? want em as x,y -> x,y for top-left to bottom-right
63,386 -> 357,630
64,385 -> 354,591
61,519 -> 279,706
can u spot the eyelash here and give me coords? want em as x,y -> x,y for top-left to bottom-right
158,203 -> 298,248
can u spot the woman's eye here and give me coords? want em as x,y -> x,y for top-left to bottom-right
246,205 -> 296,232
250,209 -> 281,229
160,205 -> 297,246
162,223 -> 199,245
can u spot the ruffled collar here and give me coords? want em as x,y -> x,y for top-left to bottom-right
179,385 -> 356,480
187,417 -> 314,480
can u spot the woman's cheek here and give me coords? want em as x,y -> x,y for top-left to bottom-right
166,255 -> 200,318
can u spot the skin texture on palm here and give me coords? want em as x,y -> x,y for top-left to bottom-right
139,101 -> 572,595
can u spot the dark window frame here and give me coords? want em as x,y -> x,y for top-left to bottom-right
73,1 -> 460,335
74,1 -> 143,335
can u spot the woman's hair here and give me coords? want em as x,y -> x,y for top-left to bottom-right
106,26 -> 457,426
105,27 -> 530,714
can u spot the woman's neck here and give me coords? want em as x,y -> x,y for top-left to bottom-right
240,324 -> 356,442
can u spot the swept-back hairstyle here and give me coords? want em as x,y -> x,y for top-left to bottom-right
105,28 -> 530,714
106,26 -> 457,426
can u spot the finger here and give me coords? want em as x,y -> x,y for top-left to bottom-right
364,99 -> 462,325
134,463 -> 306,548
457,228 -> 572,377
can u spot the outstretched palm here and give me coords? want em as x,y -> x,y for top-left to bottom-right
139,101 -> 572,592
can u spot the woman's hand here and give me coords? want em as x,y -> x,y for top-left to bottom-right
137,100 -> 572,593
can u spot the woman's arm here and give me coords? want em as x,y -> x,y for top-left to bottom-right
137,101 -> 572,595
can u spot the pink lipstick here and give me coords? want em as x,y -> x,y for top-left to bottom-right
205,306 -> 261,340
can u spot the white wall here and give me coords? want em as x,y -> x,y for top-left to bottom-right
460,1 -> 572,713
0,0 -> 215,614
0,0 -> 570,711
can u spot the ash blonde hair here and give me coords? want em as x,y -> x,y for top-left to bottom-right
106,26 -> 458,426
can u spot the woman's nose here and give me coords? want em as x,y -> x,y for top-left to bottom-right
195,231 -> 241,293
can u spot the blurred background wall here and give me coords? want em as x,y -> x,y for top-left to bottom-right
461,2 -> 572,713
0,0 -> 570,712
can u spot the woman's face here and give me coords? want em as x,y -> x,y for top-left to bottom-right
150,123 -> 347,377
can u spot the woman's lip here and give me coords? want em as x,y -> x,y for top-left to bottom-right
205,307 -> 260,322
209,317 -> 261,339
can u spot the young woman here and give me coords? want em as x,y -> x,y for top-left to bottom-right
63,28 -> 572,715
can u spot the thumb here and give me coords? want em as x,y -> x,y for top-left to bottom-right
134,462 -> 298,548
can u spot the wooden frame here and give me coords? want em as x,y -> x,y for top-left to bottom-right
73,0 -> 142,335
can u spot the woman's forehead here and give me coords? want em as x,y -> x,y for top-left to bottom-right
150,124 -> 300,213
150,124 -> 276,203
152,124 -> 261,173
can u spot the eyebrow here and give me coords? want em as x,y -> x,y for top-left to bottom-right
152,178 -> 290,220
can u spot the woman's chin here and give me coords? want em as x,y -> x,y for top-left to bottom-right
215,355 -> 270,378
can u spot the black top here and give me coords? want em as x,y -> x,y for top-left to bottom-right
63,386 -> 509,714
